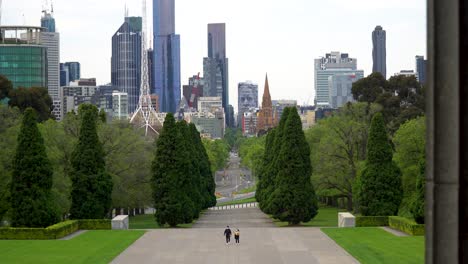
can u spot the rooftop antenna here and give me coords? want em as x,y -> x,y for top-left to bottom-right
130,0 -> 161,136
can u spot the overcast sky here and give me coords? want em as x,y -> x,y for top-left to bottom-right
3,0 -> 426,111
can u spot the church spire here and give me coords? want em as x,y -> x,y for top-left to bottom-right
262,73 -> 272,109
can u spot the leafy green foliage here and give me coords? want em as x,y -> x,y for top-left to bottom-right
70,104 -> 113,219
0,75 -> 13,101
389,216 -> 425,236
352,73 -> 424,133
393,117 -> 425,219
410,158 -> 425,224
307,103 -> 381,211
268,108 -> 318,224
355,216 -> 389,227
8,87 -> 54,122
10,108 -> 59,227
202,138 -> 229,173
356,113 -> 402,216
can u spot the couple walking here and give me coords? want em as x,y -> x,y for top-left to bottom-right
223,226 -> 240,245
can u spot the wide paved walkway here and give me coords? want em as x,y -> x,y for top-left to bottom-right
111,208 -> 359,264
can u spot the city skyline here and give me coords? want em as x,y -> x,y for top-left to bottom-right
2,0 -> 426,111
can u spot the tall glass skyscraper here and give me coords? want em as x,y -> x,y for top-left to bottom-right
111,16 -> 142,115
372,25 -> 386,78
64,62 -> 80,82
203,23 -> 230,126
415,55 -> 427,84
153,0 -> 181,113
41,10 -> 56,33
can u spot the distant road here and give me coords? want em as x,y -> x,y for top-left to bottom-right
214,152 -> 255,204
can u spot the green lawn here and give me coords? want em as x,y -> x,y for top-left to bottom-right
322,227 -> 424,264
0,230 -> 145,264
273,207 -> 346,227
216,197 -> 257,206
234,185 -> 256,194
129,214 -> 196,229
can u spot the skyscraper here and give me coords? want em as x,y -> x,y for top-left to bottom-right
415,55 -> 427,84
111,16 -> 142,115
314,52 -> 362,107
372,25 -> 386,78
64,62 -> 80,82
153,0 -> 181,113
203,23 -> 230,126
41,6 -> 56,32
237,81 -> 258,124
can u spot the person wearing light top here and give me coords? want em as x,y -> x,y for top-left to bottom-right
234,229 -> 240,244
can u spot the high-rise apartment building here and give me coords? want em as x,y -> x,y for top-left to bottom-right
153,0 -> 181,113
0,26 -> 47,89
328,73 -> 363,109
314,52 -> 361,107
112,91 -> 129,120
60,63 -> 69,86
415,55 -> 427,84
111,16 -> 142,115
203,23 -> 230,126
372,25 -> 386,78
237,81 -> 258,124
39,8 -> 60,100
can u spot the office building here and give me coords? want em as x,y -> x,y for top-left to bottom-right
394,70 -> 418,78
198,96 -> 222,113
112,91 -> 129,120
111,16 -> 142,115
314,52 -> 363,108
272,100 -> 297,119
415,55 -> 427,84
60,85 -> 99,117
328,73 -> 363,109
203,23 -> 230,126
77,78 -> 96,86
60,63 -> 69,86
238,81 -> 258,125
64,62 -> 80,82
241,108 -> 259,137
153,0 -> 181,113
190,110 -> 225,139
372,25 -> 386,78
182,74 -> 204,110
0,26 -> 47,89
41,6 -> 56,32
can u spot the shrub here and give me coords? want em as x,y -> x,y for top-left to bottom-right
355,216 -> 389,227
78,219 -> 111,230
0,219 -> 111,240
389,216 -> 425,236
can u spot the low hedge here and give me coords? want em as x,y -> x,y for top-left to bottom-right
389,216 -> 425,236
355,216 -> 389,227
78,219 -> 111,230
0,219 -> 111,240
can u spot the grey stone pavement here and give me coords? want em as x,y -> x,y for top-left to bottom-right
111,208 -> 359,264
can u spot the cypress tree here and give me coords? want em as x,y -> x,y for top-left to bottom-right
10,108 -> 59,227
256,128 -> 276,206
261,107 -> 292,213
189,123 -> 216,208
176,121 -> 200,220
152,114 -> 193,226
268,108 -> 318,224
70,104 -> 113,219
357,112 -> 402,216
411,157 -> 425,224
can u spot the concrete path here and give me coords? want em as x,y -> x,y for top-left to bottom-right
111,207 -> 359,264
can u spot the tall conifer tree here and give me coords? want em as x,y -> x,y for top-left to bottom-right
357,112 -> 403,216
10,108 -> 59,227
70,104 -> 113,219
268,107 -> 318,224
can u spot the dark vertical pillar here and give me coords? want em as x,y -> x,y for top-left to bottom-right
427,0 -> 462,263
460,0 -> 468,262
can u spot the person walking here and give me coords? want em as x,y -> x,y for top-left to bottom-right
224,226 -> 232,244
234,229 -> 240,244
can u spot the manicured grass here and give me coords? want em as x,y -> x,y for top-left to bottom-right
272,207 -> 346,227
0,230 -> 145,264
322,227 -> 424,264
216,197 -> 257,206
129,214 -> 197,229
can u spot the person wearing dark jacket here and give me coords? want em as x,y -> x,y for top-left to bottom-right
224,226 -> 232,244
